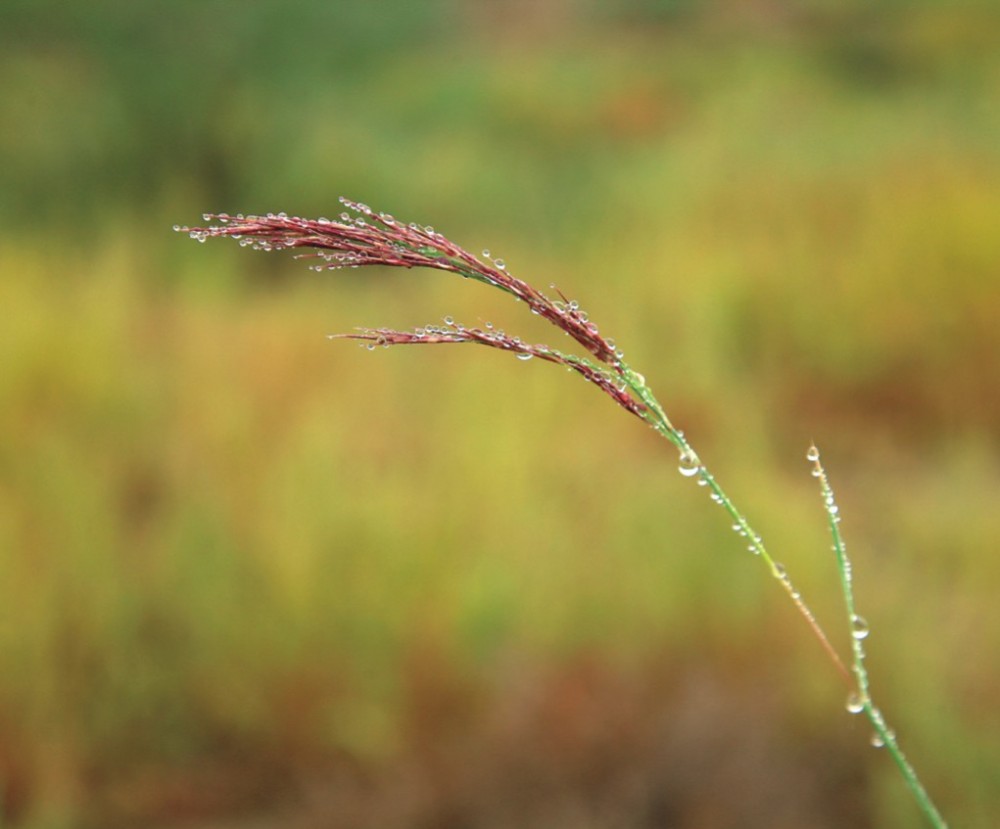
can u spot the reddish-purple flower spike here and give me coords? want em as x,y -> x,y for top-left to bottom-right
177,200 -> 617,364
177,199 -> 646,420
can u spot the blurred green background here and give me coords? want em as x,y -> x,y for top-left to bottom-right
2,1 -> 999,827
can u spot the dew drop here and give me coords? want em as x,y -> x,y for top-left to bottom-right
494,259 -> 506,270
678,449 -> 701,477
482,249 -> 491,258
870,732 -> 886,749
632,372 -> 646,387
851,615 -> 870,640
846,691 -> 865,714
443,316 -> 454,326
365,343 -> 376,351
516,352 -> 533,361
772,562 -> 787,579
806,445 -> 820,462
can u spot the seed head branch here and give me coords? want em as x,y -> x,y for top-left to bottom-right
331,323 -> 648,421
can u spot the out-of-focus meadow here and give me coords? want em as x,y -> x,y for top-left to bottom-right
2,2 -> 999,826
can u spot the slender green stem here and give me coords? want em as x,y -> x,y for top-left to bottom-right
809,446 -> 948,829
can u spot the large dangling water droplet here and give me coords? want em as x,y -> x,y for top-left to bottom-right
851,614 -> 870,640
846,691 -> 865,714
678,449 -> 701,477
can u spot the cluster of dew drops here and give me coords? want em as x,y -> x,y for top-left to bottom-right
175,212 -> 300,252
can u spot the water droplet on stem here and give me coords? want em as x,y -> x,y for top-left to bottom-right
678,449 -> 701,477
846,691 -> 865,714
